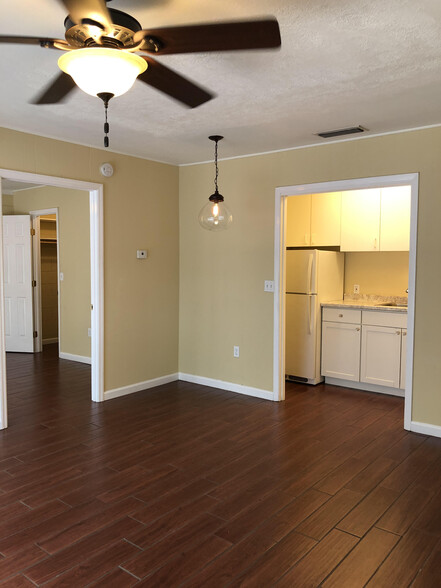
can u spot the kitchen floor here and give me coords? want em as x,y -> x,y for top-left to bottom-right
1,352 -> 441,586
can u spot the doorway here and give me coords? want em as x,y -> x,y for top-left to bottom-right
273,173 -> 418,432
0,169 -> 104,430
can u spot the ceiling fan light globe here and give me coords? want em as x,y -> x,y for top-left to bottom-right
58,48 -> 147,98
198,199 -> 232,231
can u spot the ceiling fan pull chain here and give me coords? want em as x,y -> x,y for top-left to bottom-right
97,92 -> 114,148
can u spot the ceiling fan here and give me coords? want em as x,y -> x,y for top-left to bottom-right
0,0 -> 281,117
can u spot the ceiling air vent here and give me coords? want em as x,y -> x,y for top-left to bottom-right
317,125 -> 368,139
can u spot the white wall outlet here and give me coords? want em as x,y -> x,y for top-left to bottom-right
136,250 -> 148,259
353,284 -> 360,294
233,345 -> 240,358
88,328 -> 91,337
264,280 -> 274,292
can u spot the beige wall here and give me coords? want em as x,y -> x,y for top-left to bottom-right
0,127 -> 179,391
344,252 -> 409,297
13,186 -> 90,357
2,194 -> 14,215
179,126 -> 441,426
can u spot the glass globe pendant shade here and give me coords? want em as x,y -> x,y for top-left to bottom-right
58,48 -> 147,97
198,193 -> 232,231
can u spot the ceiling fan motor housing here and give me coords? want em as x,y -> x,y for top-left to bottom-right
64,8 -> 142,48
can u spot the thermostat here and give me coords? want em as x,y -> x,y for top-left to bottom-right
100,163 -> 114,177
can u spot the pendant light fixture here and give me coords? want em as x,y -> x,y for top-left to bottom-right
198,136 -> 232,231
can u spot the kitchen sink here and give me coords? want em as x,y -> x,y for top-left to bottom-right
380,302 -> 408,308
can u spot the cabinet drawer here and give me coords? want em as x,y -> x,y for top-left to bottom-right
362,310 -> 407,328
323,307 -> 361,324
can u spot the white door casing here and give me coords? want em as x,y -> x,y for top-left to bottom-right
3,215 -> 34,352
0,170 -> 104,431
274,173 -> 418,434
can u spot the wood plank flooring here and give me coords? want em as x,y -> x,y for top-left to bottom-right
1,344 -> 441,586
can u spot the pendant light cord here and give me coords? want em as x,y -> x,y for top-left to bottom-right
214,139 -> 219,193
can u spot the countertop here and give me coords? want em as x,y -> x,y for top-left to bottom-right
322,300 -> 408,313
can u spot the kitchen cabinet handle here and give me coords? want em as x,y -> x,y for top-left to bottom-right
403,332 -> 407,336
356,327 -> 360,331
396,330 -> 401,335
338,313 -> 343,318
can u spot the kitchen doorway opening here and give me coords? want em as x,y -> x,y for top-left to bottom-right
273,173 -> 418,432
0,169 -> 104,430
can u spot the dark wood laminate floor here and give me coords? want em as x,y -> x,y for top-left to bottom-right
1,345 -> 441,586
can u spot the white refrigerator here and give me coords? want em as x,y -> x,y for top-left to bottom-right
285,249 -> 344,385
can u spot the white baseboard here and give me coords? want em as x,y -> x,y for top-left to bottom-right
43,338 -> 58,345
104,373 -> 179,401
59,352 -> 91,365
410,420 -> 441,438
178,372 -> 274,401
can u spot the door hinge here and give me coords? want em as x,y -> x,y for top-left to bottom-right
32,280 -> 37,287
31,228 -> 36,236
33,331 -> 38,338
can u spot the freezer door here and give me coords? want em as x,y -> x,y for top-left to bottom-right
285,294 -> 317,380
286,250 -> 317,294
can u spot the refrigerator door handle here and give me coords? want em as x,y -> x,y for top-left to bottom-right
307,254 -> 313,294
308,296 -> 313,334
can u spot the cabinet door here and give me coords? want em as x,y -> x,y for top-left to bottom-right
321,321 -> 361,381
360,325 -> 401,388
380,186 -> 411,251
311,192 -> 341,246
286,194 -> 311,247
400,329 -> 407,389
340,189 -> 381,251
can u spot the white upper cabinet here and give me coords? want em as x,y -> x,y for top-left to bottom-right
286,194 -> 311,247
380,186 -> 411,251
286,192 -> 341,247
311,192 -> 341,246
340,189 -> 381,251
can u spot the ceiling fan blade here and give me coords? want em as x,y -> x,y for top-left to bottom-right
32,72 -> 77,105
134,18 -> 281,55
0,35 -> 68,49
57,0 -> 113,32
138,57 -> 213,108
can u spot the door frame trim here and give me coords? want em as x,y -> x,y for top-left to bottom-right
273,173 -> 419,432
0,170 -> 104,430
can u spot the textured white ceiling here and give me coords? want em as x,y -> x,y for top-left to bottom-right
1,0 -> 441,164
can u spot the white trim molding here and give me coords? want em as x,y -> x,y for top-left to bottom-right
59,352 -> 91,365
274,173 -> 419,434
0,168 -> 105,430
410,421 -> 441,439
179,373 -> 274,401
104,373 -> 179,401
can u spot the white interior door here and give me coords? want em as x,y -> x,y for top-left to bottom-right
3,215 -> 34,352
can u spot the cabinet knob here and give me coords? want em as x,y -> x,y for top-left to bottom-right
403,332 -> 407,336
356,327 -> 360,331
338,313 -> 343,318
396,330 -> 401,335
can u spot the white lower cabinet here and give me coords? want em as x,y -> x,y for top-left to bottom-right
321,307 -> 407,394
321,322 -> 361,380
360,325 -> 402,388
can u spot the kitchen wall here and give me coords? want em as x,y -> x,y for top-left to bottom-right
0,126 -> 179,393
179,126 -> 441,428
13,186 -> 90,359
344,252 -> 409,297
